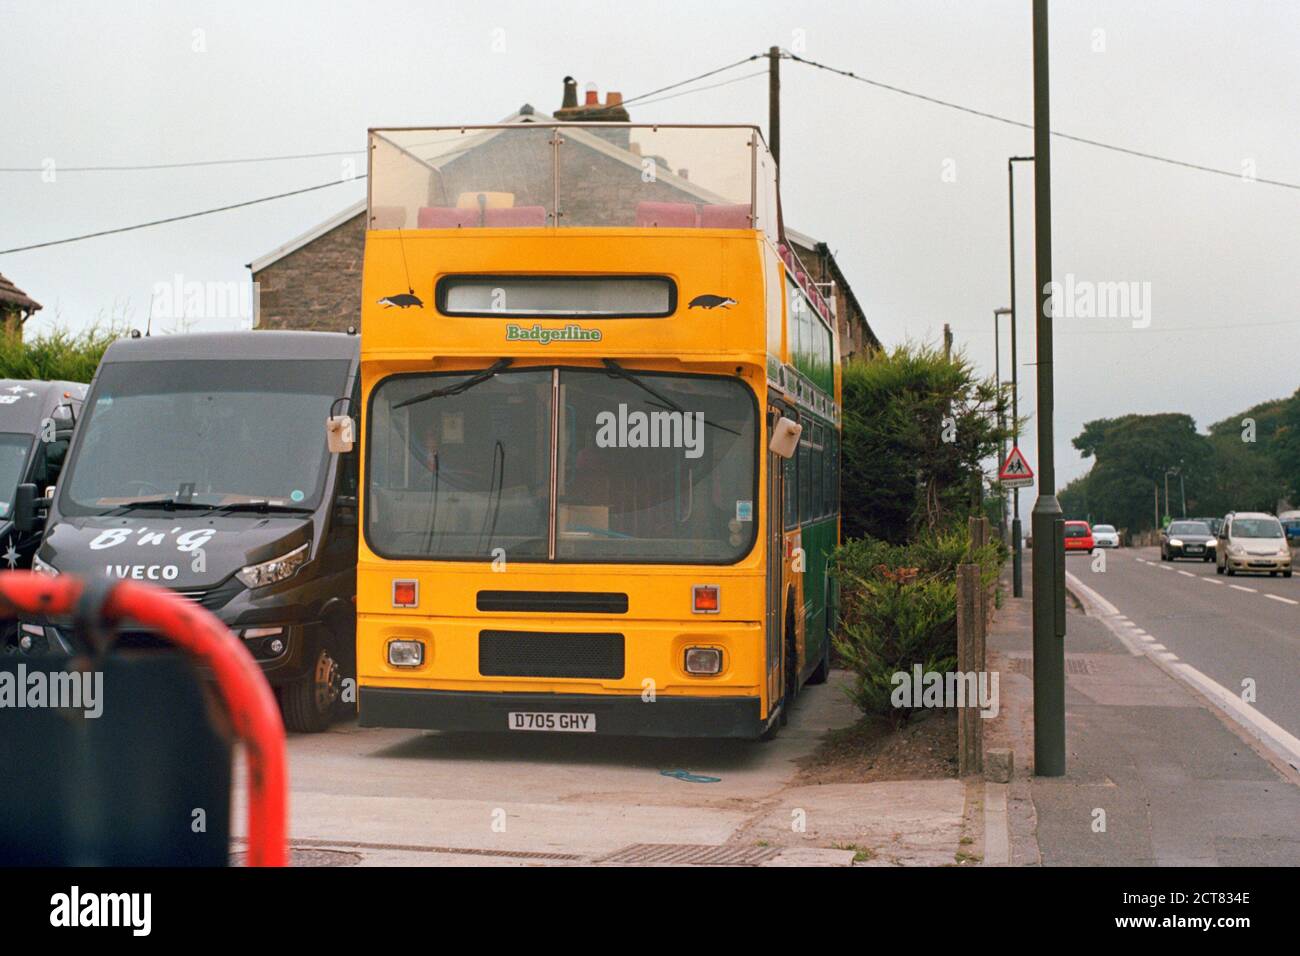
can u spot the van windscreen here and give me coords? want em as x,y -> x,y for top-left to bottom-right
61,358 -> 350,515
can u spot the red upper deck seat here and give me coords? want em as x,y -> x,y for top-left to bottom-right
418,206 -> 478,228
635,201 -> 698,228
699,203 -> 751,229
483,205 -> 548,227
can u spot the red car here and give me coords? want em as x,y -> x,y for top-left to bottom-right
1063,520 -> 1094,553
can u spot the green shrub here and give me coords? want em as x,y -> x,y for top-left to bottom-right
0,325 -> 123,382
832,528 -> 1002,722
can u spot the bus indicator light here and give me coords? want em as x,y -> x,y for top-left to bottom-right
392,580 -> 419,608
684,647 -> 722,675
692,585 -> 719,613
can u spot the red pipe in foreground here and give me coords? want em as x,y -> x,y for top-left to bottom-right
0,571 -> 288,867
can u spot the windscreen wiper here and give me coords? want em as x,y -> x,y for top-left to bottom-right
216,501 -> 315,514
394,358 -> 513,410
601,359 -> 741,437
105,498 -> 219,515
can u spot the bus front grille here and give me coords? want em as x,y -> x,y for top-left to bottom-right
478,630 -> 625,680
476,591 -> 629,614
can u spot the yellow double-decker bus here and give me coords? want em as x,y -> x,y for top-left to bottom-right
354,122 -> 840,739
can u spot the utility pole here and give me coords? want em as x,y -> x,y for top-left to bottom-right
768,46 -> 781,166
1030,0 -> 1066,777
943,323 -> 953,361
1008,155 -> 1033,598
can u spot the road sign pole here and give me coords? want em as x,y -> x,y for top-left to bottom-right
1030,0 -> 1066,778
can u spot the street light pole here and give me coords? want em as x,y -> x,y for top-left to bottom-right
1030,0 -> 1066,777
1008,155 -> 1033,598
994,307 -> 1009,542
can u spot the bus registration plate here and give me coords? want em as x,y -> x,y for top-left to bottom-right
508,712 -> 596,733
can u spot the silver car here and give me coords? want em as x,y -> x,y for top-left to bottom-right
1092,524 -> 1120,548
1215,512 -> 1293,577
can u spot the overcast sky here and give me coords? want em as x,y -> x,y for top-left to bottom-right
3,1 -> 1298,508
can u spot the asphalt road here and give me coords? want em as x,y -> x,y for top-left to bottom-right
1068,545 -> 1300,741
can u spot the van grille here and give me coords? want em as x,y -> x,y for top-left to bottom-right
478,630 -> 624,680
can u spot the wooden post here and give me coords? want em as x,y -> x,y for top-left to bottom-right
956,563 -> 984,775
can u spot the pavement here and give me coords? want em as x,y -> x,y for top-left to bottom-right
228,544 -> 1300,867
234,666 -> 975,866
986,548 -> 1300,866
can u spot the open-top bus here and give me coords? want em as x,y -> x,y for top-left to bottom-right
354,122 -> 840,738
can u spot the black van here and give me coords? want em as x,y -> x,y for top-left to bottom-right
0,379 -> 85,574
14,332 -> 360,732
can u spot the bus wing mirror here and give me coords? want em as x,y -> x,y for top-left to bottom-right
326,414 -> 355,453
769,417 -> 802,459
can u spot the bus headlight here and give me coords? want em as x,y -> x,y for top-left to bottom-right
388,640 -> 425,667
236,542 -> 309,589
684,647 -> 722,675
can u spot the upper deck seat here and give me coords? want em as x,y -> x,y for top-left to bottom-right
418,206 -> 479,228
483,206 -> 548,227
699,204 -> 751,229
635,201 -> 698,228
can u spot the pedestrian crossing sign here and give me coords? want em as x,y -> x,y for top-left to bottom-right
998,446 -> 1035,487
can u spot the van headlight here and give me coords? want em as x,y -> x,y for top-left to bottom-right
236,542 -> 309,589
31,554 -> 58,577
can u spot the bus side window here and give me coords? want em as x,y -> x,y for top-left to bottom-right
828,431 -> 838,514
797,417 -> 811,524
811,424 -> 824,518
783,446 -> 798,530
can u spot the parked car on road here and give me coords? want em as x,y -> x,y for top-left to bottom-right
1161,519 -> 1214,561
1215,512 -> 1292,577
1092,523 -> 1120,548
1063,520 -> 1094,553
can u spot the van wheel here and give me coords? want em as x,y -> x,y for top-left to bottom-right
281,644 -> 342,733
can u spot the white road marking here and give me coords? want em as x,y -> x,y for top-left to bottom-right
1066,570 -> 1300,777
1158,652 -> 1179,661
1161,566 -> 1174,572
1203,578 -> 1223,584
1265,594 -> 1299,606
1148,643 -> 1166,651
1178,570 -> 1196,577
1229,585 -> 1257,593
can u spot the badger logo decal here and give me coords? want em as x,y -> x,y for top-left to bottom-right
378,293 -> 424,309
688,294 -> 736,310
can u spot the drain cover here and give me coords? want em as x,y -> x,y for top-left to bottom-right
599,843 -> 780,866
230,847 -> 362,867
1006,656 -> 1092,675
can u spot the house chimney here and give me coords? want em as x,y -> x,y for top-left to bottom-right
606,91 -> 623,107
584,83 -> 599,106
561,76 -> 577,110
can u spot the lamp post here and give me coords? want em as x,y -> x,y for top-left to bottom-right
994,307 -> 1011,542
1008,156 -> 1033,598
1030,0 -> 1066,777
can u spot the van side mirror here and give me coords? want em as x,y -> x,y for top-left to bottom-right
326,414 -> 355,453
13,483 -> 51,534
769,417 -> 802,459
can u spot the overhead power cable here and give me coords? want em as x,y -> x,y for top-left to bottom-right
784,51 -> 1300,192
0,176 -> 364,255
